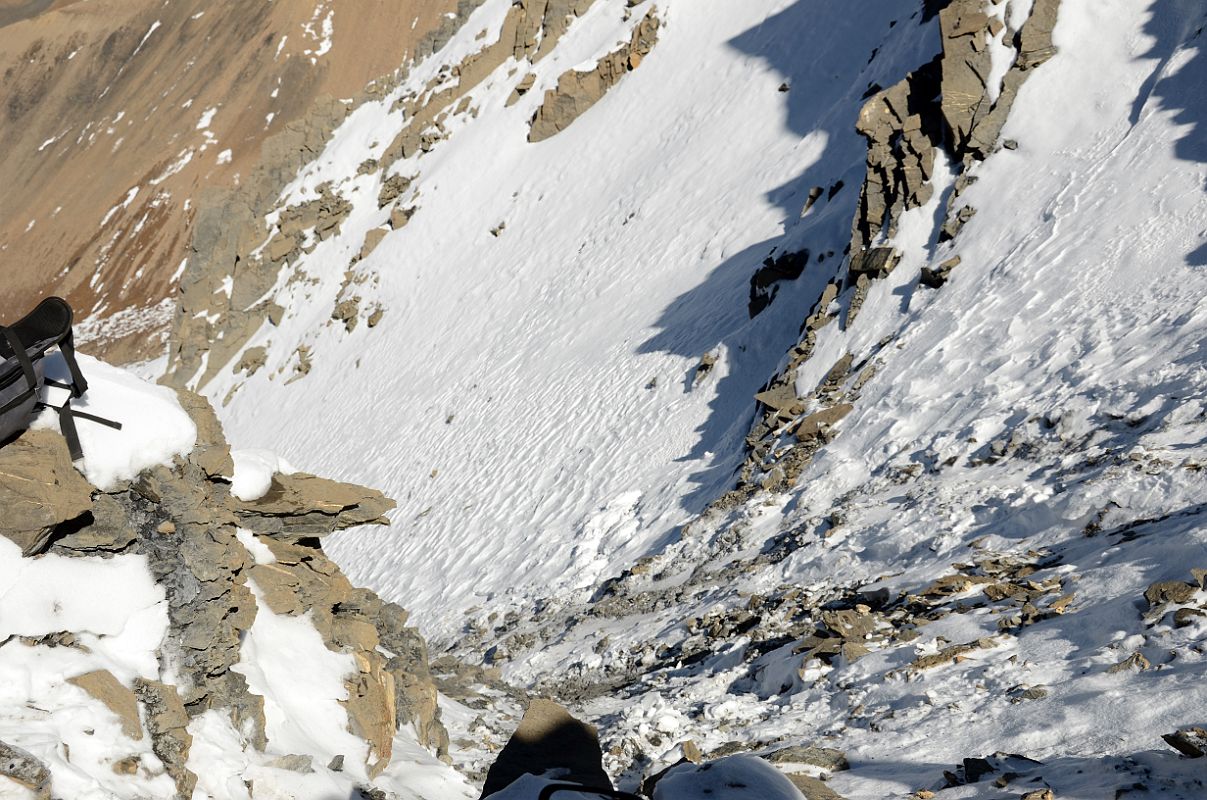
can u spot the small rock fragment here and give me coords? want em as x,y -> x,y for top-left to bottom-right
112,755 -> 141,775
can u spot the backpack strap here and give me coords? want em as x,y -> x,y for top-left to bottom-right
58,328 -> 88,397
0,325 -> 39,415
35,398 -> 122,461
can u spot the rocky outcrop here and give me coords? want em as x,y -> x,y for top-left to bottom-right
0,390 -> 450,793
848,0 -> 1062,261
528,9 -> 660,143
164,98 -> 352,391
231,472 -> 395,539
723,0 -> 1065,502
850,57 -> 943,250
940,0 -> 1061,159
379,0 -> 610,168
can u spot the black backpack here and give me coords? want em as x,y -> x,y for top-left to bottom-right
0,296 -> 120,460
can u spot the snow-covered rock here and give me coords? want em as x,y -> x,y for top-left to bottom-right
0,362 -> 464,799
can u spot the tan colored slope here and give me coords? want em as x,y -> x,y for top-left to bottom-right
0,0 -> 458,361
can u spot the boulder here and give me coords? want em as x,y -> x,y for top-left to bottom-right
0,429 -> 94,556
765,745 -> 849,772
749,249 -> 810,317
755,384 -> 802,417
910,637 -> 996,671
377,174 -> 412,209
360,228 -> 389,261
849,247 -> 900,280
920,256 -> 962,288
1144,580 -> 1196,608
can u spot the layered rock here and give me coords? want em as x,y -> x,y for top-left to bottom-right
528,8 -> 661,143
0,391 -> 449,795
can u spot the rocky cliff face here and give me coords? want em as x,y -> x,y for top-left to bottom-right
736,0 -> 1063,501
0,0 -> 464,363
0,391 -> 448,797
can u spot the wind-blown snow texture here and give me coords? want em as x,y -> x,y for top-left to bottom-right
198,0 -> 1207,796
213,0 -> 946,641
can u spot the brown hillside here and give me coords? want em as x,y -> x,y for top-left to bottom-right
0,0 -> 458,361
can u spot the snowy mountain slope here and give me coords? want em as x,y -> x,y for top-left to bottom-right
148,0 -> 1207,795
195,0 -> 950,646
452,0 -> 1207,796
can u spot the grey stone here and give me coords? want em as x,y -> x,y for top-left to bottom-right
134,679 -> 197,799
0,740 -> 50,799
765,745 -> 849,772
266,754 -> 314,773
